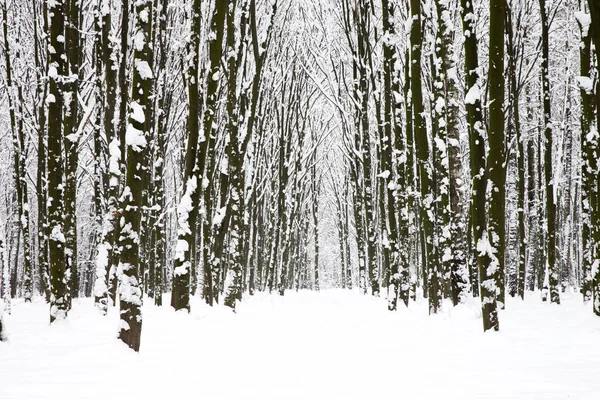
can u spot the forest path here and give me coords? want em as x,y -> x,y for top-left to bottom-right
1,289 -> 599,399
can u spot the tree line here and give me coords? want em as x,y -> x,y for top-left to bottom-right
0,0 -> 599,350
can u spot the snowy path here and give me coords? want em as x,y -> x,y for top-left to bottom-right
1,290 -> 599,399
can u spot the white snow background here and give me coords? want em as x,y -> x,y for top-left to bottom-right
1,289 -> 599,399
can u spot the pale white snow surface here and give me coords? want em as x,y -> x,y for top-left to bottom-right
125,124 -> 147,152
575,11 -> 591,36
577,76 -> 594,94
1,290 -> 599,399
464,84 -> 481,105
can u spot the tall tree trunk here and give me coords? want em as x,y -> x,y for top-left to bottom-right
172,0 -> 203,312
436,0 -> 469,306
223,0 -> 251,309
539,0 -> 560,304
488,0 -> 506,314
1,238 -> 9,319
93,0 -> 109,314
579,2 -> 595,303
412,0 -> 437,313
117,0 -> 154,352
2,2 -> 33,303
354,0 -> 378,297
47,0 -> 69,322
461,0 -> 499,330
505,3 -> 526,299
202,0 -> 228,305
94,0 -> 121,313
312,163 -> 320,291
63,0 -> 81,301
586,0 -> 600,315
488,0 -> 507,310
34,0 -> 50,301
382,0 -> 397,309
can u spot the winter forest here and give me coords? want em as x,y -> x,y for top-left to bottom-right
0,0 -> 600,397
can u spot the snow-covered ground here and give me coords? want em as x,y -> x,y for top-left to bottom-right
1,290 -> 599,399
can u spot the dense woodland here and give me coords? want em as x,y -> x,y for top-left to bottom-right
0,0 -> 599,351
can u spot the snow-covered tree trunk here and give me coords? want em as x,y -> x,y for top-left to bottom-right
63,0 -> 81,301
432,1 -> 451,306
578,4 -> 595,303
33,0 -> 50,301
202,0 -> 228,305
411,0 -> 437,313
402,13 -> 418,298
94,0 -> 120,314
587,0 -> 600,315
559,32 -> 574,293
435,0 -> 468,306
487,0 -> 506,319
0,238 -> 9,316
312,162 -> 320,291
116,0 -> 154,351
356,0 -> 379,297
539,0 -> 560,304
382,0 -> 406,310
47,0 -> 69,323
461,0 -> 498,330
104,0 -> 132,305
275,109 -> 290,295
150,0 -> 169,307
487,0 -> 507,310
223,0 -> 250,309
92,0 -> 108,315
2,1 -> 33,303
171,0 -> 202,312
524,69 -> 539,292
505,2 -> 526,299
0,237 -> 5,339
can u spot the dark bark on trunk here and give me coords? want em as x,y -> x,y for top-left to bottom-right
47,0 -> 69,322
171,0 -> 203,312
587,0 -> 600,314
461,0 -> 498,330
117,0 -> 154,352
539,0 -> 560,304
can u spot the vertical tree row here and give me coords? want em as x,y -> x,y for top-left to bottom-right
2,0 -> 33,302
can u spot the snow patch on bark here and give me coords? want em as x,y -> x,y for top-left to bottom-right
125,124 -> 147,152
465,84 -> 480,105
117,263 -> 142,306
177,176 -> 197,236
94,243 -> 109,298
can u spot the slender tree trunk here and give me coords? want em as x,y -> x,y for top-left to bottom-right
579,2 -> 595,303
33,0 -> 50,301
587,0 -> 600,315
202,0 -> 228,305
171,0 -> 203,312
312,164 -> 320,291
47,0 -> 69,322
487,0 -> 507,310
63,0 -> 81,301
92,0 -> 109,314
412,0 -> 438,313
2,2 -> 33,303
117,0 -> 154,352
436,0 -> 469,306
223,0 -> 251,309
461,0 -> 499,330
539,0 -> 560,304
505,4 -> 526,299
